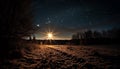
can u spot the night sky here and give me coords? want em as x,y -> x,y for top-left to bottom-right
32,0 -> 120,40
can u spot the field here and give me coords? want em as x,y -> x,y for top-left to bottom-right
0,44 -> 120,69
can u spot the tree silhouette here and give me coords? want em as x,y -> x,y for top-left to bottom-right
93,31 -> 102,39
71,28 -> 120,45
72,32 -> 80,40
0,0 -> 33,58
0,0 -> 33,40
84,30 -> 93,39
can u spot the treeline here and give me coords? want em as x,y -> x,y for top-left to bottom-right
71,28 -> 120,45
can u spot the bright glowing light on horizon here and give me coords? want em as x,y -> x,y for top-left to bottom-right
37,28 -> 61,40
47,32 -> 53,39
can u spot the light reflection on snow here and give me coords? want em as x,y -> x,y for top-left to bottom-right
2,45 -> 119,69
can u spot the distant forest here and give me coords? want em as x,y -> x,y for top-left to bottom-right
28,28 -> 120,45
71,28 -> 120,45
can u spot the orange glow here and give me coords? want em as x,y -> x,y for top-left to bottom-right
38,28 -> 60,40
47,32 -> 53,39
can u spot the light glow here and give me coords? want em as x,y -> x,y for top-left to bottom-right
47,32 -> 53,39
36,24 -> 40,27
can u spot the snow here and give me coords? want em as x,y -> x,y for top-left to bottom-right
0,44 -> 120,69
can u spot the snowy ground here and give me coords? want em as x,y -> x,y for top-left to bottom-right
0,44 -> 120,69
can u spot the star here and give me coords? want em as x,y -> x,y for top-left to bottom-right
36,24 -> 40,27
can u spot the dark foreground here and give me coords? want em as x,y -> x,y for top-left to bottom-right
0,44 -> 120,69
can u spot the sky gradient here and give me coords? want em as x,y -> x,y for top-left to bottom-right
32,0 -> 120,40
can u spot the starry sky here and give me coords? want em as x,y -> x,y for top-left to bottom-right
32,0 -> 120,40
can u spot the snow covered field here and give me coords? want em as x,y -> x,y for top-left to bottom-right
0,44 -> 120,69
